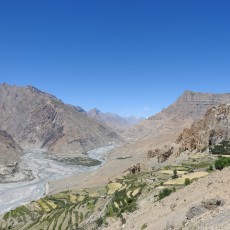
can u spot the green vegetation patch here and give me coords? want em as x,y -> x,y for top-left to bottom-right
164,171 -> 209,185
53,156 -> 101,167
107,182 -> 123,195
105,179 -> 145,219
210,140 -> 230,155
214,156 -> 230,170
158,188 -> 173,200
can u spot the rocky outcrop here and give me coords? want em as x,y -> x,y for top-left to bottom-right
149,90 -> 230,121
147,146 -> 174,163
0,130 -> 23,166
186,198 -> 224,220
176,104 -> 230,152
157,148 -> 174,163
124,163 -> 141,174
0,84 -> 122,158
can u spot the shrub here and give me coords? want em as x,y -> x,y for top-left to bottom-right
214,156 -> 230,170
158,188 -> 173,200
121,217 -> 126,225
96,217 -> 103,227
208,165 -> 213,171
184,178 -> 191,186
141,223 -> 148,229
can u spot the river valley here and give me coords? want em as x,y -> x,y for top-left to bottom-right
0,145 -> 115,215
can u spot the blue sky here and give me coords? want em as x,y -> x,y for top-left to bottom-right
0,1 -> 230,117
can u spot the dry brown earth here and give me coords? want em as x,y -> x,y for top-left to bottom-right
105,167 -> 230,230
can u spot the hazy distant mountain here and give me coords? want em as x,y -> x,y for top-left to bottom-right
123,115 -> 144,125
88,108 -> 144,133
0,84 -> 122,159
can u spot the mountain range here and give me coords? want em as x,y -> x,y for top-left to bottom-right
0,84 -> 122,164
2,84 -> 230,229
118,90 -> 230,157
88,108 -> 144,133
1,84 -> 230,166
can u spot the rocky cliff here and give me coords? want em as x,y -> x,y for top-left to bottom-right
150,90 -> 230,121
0,130 -> 23,166
176,104 -> 230,152
0,84 -> 122,156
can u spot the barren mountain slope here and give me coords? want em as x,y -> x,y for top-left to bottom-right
119,91 -> 230,157
129,90 -> 230,139
88,108 -> 143,133
0,84 -> 122,156
0,130 -> 23,166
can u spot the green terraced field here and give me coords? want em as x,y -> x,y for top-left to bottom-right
0,154 -> 216,229
0,175 -> 146,230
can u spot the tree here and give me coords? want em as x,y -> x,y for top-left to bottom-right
210,140 -> 230,155
172,169 -> 178,179
96,217 -> 103,227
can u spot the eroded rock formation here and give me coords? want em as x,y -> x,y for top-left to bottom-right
176,104 -> 230,152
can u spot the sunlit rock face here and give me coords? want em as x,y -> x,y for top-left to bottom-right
177,104 -> 230,152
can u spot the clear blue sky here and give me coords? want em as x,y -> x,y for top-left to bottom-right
0,1 -> 230,117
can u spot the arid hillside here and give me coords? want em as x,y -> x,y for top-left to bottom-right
0,84 -> 122,159
117,91 -> 230,158
104,104 -> 230,230
0,130 -> 23,165
107,166 -> 230,230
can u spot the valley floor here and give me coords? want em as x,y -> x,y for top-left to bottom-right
1,151 -> 224,230
0,145 -> 115,215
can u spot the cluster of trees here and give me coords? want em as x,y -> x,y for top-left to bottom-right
214,156 -> 230,170
209,140 -> 230,170
210,140 -> 230,155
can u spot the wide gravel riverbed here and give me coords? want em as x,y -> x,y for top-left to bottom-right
0,145 -> 115,215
